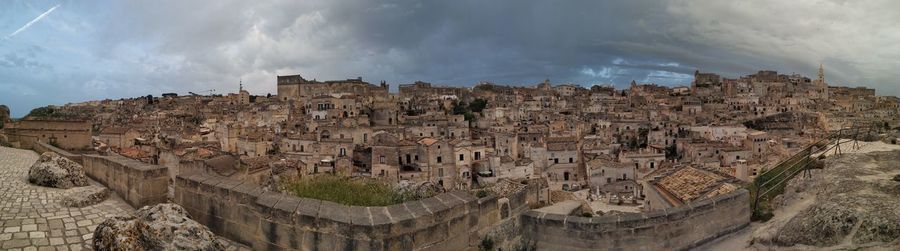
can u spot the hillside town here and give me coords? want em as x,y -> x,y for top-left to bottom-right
3,65 -> 897,217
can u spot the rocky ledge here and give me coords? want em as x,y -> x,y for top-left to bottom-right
755,150 -> 900,249
28,152 -> 89,188
93,203 -> 225,250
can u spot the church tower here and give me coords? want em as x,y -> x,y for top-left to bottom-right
817,64 -> 825,85
814,63 -> 829,100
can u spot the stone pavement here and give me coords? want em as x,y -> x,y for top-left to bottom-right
0,147 -> 248,251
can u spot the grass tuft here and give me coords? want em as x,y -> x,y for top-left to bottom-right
284,174 -> 417,206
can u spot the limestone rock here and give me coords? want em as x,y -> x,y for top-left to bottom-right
93,203 -> 225,251
759,150 -> 900,249
28,152 -> 89,188
61,186 -> 109,207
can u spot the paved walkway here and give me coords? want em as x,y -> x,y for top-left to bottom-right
0,146 -> 133,250
0,147 -> 251,251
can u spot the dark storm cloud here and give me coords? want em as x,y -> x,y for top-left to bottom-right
2,0 -> 899,116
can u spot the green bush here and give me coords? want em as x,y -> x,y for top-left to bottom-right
479,236 -> 494,251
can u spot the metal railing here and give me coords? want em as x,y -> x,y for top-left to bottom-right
749,121 -> 884,220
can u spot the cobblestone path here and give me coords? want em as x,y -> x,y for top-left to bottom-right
0,146 -> 133,250
0,147 -> 251,251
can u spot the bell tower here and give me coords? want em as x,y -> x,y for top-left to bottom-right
817,64 -> 825,85
814,63 -> 829,100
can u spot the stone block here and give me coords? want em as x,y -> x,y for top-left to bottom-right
448,190 -> 477,203
272,196 -> 301,224
666,207 -> 690,221
223,220 -> 254,245
199,176 -> 224,195
420,197 -> 450,220
254,192 -> 284,218
213,178 -> 244,199
541,213 -> 567,228
411,220 -> 449,248
316,201 -> 352,234
259,218 -> 299,249
385,204 -> 416,235
294,198 -> 322,227
616,213 -> 646,229
231,182 -> 264,204
384,234 -> 414,251
403,200 -> 435,230
368,207 -> 392,238
292,227 -> 318,251
234,204 -> 261,229
564,215 -> 592,230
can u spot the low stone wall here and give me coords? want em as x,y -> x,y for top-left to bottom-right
521,189 -> 750,251
174,174 -> 512,250
32,141 -> 83,164
81,154 -> 169,208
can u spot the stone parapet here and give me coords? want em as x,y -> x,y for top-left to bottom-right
81,154 -> 169,208
174,174 -> 502,250
520,189 -> 750,251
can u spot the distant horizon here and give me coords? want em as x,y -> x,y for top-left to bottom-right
3,1 -> 899,118
5,67 -> 896,119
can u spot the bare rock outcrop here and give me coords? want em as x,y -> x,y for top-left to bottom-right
93,203 -> 225,251
759,150 -> 900,249
61,186 -> 109,207
28,152 -> 89,188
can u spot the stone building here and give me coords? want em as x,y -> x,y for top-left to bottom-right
276,74 -> 388,101
3,119 -> 92,150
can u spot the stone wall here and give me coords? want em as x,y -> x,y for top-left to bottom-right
33,141 -> 83,164
520,189 -> 750,251
81,154 -> 169,208
174,174 -> 520,250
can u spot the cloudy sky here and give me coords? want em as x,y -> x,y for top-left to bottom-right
1,0 -> 899,117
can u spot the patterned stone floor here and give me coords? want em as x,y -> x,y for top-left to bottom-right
0,147 -> 248,250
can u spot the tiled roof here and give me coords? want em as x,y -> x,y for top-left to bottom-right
655,167 -> 727,203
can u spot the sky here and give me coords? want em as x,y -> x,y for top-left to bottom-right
1,0 -> 899,117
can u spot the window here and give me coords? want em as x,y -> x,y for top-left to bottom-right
650,162 -> 655,169
339,148 -> 346,157
459,154 -> 464,161
414,155 -> 419,161
379,156 -> 385,164
437,156 -> 442,163
569,158 -> 573,163
554,158 -> 559,164
474,152 -> 481,160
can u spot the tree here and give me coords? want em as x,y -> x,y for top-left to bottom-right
26,106 -> 55,118
452,101 -> 468,115
469,99 -> 488,113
